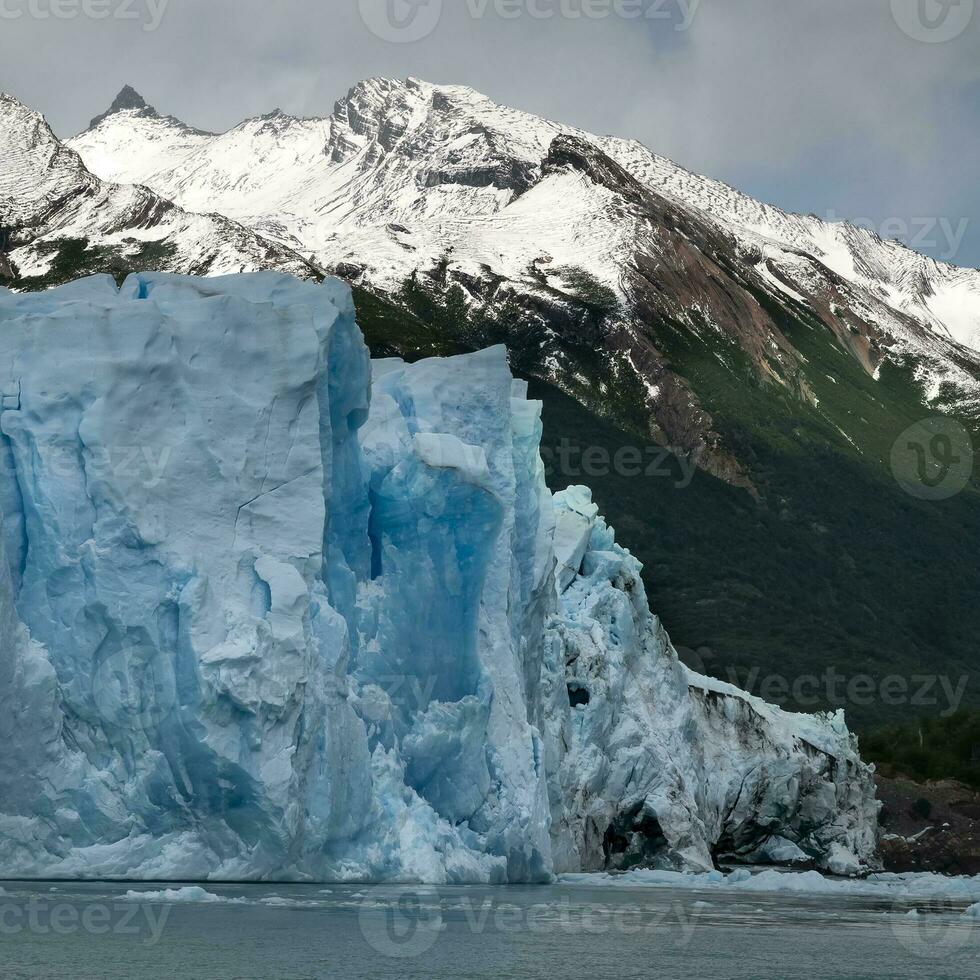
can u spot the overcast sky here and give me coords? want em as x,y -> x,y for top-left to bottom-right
2,0 -> 978,266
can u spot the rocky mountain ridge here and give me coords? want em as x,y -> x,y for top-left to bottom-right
59,78 -> 980,486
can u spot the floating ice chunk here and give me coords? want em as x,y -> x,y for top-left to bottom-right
121,887 -> 228,904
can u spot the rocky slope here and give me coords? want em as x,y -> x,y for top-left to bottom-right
877,775 -> 980,875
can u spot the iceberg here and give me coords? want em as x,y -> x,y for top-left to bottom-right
0,272 -> 878,882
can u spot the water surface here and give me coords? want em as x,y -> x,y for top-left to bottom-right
1,879 -> 977,979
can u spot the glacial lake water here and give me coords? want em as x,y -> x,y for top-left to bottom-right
1,878 -> 978,979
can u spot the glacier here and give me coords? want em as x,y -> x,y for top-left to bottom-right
0,272 -> 878,882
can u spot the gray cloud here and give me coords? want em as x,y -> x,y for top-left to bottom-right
1,0 -> 977,265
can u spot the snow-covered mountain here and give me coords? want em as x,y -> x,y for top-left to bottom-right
66,79 -> 980,358
4,77 -> 979,480
55,78 -> 980,485
0,91 -> 314,286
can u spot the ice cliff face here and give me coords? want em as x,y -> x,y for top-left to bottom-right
0,272 -> 878,881
545,491 -> 878,875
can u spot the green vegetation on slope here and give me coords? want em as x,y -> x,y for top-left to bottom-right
350,285 -> 469,361
1,237 -> 179,291
354,281 -> 980,732
528,372 -> 980,731
371,276 -> 653,433
864,711 -> 980,789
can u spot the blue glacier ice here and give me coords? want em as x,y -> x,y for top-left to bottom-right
0,273 -> 879,881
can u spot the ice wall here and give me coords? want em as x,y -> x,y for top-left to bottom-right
0,272 -> 376,878
543,488 -> 879,875
0,273 -> 878,881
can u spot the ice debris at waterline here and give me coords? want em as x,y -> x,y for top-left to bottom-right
0,273 -> 879,882
560,869 -> 980,903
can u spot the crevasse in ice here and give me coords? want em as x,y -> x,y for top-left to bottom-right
0,273 -> 878,881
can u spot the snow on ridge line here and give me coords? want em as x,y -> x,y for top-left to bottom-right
0,273 -> 877,882
65,76 -> 980,362
0,92 -> 316,285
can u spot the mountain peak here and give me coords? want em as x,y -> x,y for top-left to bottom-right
111,84 -> 148,109
88,85 -> 157,130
